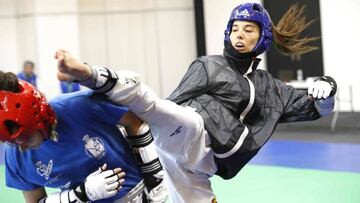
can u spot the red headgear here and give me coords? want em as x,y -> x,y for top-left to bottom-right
0,80 -> 55,143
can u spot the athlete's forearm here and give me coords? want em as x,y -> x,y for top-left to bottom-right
38,165 -> 124,203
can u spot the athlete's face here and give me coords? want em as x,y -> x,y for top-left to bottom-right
230,20 -> 260,53
15,131 -> 45,151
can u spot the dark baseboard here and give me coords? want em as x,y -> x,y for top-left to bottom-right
273,112 -> 360,143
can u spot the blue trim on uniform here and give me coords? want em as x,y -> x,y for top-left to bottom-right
250,140 -> 360,173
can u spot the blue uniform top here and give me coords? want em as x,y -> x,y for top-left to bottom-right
17,72 -> 37,88
5,90 -> 142,202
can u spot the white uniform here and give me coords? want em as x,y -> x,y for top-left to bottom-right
105,71 -> 218,203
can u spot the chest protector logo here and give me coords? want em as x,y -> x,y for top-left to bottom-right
83,135 -> 106,160
36,160 -> 53,180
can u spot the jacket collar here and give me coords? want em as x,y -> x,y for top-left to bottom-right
223,41 -> 261,75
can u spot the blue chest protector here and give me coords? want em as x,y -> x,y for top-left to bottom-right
5,90 -> 142,202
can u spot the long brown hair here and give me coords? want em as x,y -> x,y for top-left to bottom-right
272,3 -> 319,55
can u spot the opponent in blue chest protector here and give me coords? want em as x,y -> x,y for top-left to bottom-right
3,86 -> 142,202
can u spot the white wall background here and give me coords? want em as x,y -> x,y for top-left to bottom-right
319,0 -> 360,111
0,0 -> 359,111
0,0 -> 17,72
0,0 -> 195,98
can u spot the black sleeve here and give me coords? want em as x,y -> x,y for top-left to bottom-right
167,59 -> 211,104
273,77 -> 321,123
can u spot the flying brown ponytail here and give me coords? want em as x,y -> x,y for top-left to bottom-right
272,3 -> 319,55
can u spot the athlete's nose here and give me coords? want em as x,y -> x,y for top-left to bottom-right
237,31 -> 244,39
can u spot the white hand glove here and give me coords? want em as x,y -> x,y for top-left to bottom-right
84,164 -> 125,201
144,179 -> 168,203
308,80 -> 332,100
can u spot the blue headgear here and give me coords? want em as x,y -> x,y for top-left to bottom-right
224,3 -> 273,56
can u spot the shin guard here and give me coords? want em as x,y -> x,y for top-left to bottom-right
124,123 -> 164,191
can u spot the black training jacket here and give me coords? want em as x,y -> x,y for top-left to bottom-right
167,55 -> 321,179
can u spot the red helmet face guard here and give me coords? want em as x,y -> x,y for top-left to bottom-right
0,80 -> 55,143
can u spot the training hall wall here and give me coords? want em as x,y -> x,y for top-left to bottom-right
0,0 -> 359,111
